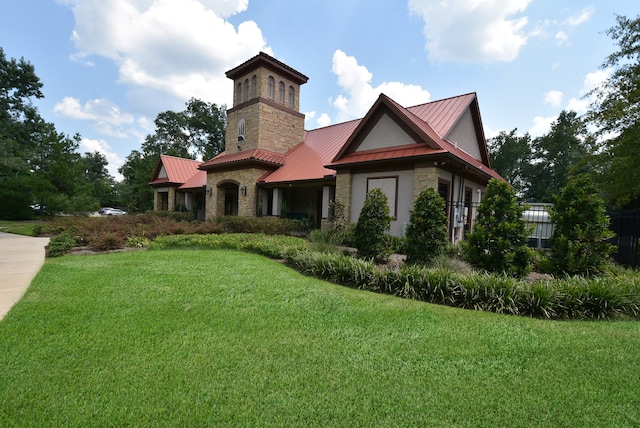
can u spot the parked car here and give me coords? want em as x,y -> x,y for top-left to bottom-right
99,207 -> 127,216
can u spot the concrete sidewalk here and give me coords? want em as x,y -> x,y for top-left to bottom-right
0,232 -> 49,320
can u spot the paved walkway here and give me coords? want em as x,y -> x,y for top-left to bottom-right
0,232 -> 49,320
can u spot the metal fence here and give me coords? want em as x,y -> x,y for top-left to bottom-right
457,202 -> 639,267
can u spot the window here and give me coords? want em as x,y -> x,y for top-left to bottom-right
243,79 -> 249,102
367,176 -> 398,219
251,75 -> 257,98
288,86 -> 295,108
268,76 -> 275,99
237,118 -> 245,143
278,81 -> 285,103
236,82 -> 242,105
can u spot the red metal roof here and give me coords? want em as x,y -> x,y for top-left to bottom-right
181,92 -> 499,186
259,119 -> 360,183
179,169 -> 206,190
149,155 -> 203,186
199,148 -> 285,170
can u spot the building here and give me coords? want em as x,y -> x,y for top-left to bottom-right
150,52 -> 504,242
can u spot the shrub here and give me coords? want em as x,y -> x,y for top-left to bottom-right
548,176 -> 615,277
405,187 -> 448,265
213,216 -> 305,235
88,232 -> 124,252
354,188 -> 392,260
463,179 -> 533,277
47,229 -> 80,257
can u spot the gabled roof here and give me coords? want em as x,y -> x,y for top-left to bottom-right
149,155 -> 203,187
326,93 -> 500,181
199,148 -> 286,171
259,119 -> 360,184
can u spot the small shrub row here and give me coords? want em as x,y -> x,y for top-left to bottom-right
285,250 -> 640,320
211,216 -> 306,236
149,233 -> 307,259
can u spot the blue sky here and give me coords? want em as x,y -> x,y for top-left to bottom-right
0,0 -> 636,180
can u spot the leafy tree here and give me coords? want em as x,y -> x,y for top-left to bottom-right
488,129 -> 532,197
463,179 -> 532,277
548,176 -> 615,276
526,111 -> 590,202
118,98 -> 226,212
586,15 -> 640,208
82,151 -> 119,207
0,48 -> 105,218
405,187 -> 448,265
354,188 -> 392,260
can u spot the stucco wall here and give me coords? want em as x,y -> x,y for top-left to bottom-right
445,109 -> 482,159
356,113 -> 416,152
350,169 -> 415,237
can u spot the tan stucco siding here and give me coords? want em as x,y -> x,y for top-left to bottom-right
356,113 -> 416,152
445,109 -> 482,160
350,169 -> 414,237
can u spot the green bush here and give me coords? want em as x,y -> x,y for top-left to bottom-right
405,187 -> 448,265
463,179 -> 533,277
548,176 -> 615,277
47,229 -> 80,257
212,216 -> 305,235
285,249 -> 640,320
150,233 -> 306,259
354,188 -> 392,260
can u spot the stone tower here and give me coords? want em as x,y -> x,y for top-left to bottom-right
225,52 -> 308,155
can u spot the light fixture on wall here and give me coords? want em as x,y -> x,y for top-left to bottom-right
239,185 -> 247,196
206,186 -> 212,197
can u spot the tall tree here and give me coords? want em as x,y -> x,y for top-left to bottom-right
586,15 -> 640,208
0,48 -> 103,218
118,98 -> 226,212
526,111 -> 590,202
488,129 -> 532,197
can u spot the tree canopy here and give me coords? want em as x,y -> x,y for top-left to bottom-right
586,15 -> 640,208
118,98 -> 226,212
0,48 -> 116,219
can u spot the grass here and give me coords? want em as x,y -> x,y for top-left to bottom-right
0,220 -> 42,236
0,249 -> 639,427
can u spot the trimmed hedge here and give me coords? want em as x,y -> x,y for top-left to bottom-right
285,249 -> 640,320
149,233 -> 307,259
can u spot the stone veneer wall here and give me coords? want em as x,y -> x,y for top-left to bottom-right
205,167 -> 272,218
335,171 -> 353,224
413,165 -> 439,200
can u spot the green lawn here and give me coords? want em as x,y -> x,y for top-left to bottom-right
1,249 -> 638,427
0,220 -> 41,236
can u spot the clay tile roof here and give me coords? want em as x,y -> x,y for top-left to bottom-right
199,149 -> 285,170
149,155 -> 203,186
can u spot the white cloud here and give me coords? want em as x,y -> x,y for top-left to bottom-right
59,0 -> 268,107
407,0 -> 532,63
529,115 -> 556,137
554,31 -> 568,45
330,50 -> 431,121
79,137 -> 125,180
317,113 -> 332,128
54,97 -> 134,125
566,5 -> 594,27
544,90 -> 563,108
565,68 -> 612,114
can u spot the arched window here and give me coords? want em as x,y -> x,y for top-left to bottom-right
236,82 -> 242,105
237,118 -> 246,143
278,81 -> 285,103
288,86 -> 295,108
243,79 -> 249,102
268,76 -> 275,99
251,75 -> 257,98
